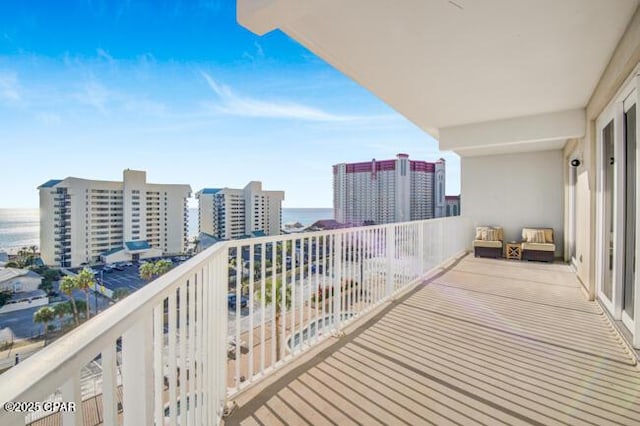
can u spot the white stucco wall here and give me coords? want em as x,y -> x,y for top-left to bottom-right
0,275 -> 42,293
462,150 -> 564,255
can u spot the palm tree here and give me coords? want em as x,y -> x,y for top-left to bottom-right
139,262 -> 156,281
139,260 -> 172,282
256,278 -> 291,361
75,300 -> 88,320
154,259 -> 172,276
33,306 -> 55,341
112,288 -> 130,301
76,269 -> 94,320
60,276 -> 80,325
53,302 -> 70,330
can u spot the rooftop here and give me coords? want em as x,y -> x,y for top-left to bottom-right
0,268 -> 40,284
199,188 -> 223,195
124,241 -> 151,252
37,179 -> 62,189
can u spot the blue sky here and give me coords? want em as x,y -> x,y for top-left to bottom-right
0,0 -> 459,208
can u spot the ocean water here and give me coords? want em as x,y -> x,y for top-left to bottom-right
187,208 -> 333,233
0,207 -> 333,252
0,209 -> 40,253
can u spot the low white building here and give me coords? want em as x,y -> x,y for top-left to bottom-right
0,268 -> 47,314
0,268 -> 42,293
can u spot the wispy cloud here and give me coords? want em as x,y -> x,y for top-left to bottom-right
77,80 -> 111,112
242,41 -> 265,62
201,71 -> 393,123
96,48 -> 115,64
0,71 -> 22,104
35,112 -> 62,125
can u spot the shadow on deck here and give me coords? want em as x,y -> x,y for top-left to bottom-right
225,255 -> 640,426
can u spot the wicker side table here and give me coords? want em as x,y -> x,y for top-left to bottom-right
505,242 -> 522,260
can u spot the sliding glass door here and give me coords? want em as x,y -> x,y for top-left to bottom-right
597,71 -> 638,344
601,120 -> 615,303
623,102 -> 636,322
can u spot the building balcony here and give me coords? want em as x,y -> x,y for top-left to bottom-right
2,217 -> 638,426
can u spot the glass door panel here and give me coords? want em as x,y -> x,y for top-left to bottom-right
603,120 -> 615,301
624,104 -> 636,319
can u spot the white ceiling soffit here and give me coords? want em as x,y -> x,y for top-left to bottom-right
238,0 -> 639,154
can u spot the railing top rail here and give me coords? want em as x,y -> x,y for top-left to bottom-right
0,241 -> 229,405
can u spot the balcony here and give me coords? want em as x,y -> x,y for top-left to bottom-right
0,217 -> 470,425
2,217 -> 639,426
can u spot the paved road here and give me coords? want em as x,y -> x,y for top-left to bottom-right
0,282 -> 112,341
0,304 -> 51,340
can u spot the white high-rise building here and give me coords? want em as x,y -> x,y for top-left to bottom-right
333,154 -> 446,224
38,170 -> 191,267
196,181 -> 284,240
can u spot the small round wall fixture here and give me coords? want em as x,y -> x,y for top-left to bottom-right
570,159 -> 581,167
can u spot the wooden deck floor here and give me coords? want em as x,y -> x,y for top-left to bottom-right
225,255 -> 640,426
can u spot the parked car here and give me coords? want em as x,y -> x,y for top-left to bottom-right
227,294 -> 249,310
114,264 -> 125,271
103,266 -> 114,273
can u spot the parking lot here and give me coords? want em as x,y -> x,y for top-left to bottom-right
70,256 -> 192,296
97,264 -> 147,292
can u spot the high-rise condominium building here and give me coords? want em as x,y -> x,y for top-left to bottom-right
38,170 -> 191,267
196,181 -> 284,240
333,153 -> 446,224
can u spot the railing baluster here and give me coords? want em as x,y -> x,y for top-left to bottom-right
248,244 -> 255,380
188,274 -> 196,426
334,233 -> 343,332
313,236 -> 319,343
300,237 -> 305,349
271,242 -> 277,368
179,283 -> 187,426
195,271 -> 204,426
61,371 -> 82,426
290,238 -> 296,355
386,226 -> 395,297
200,265 -> 209,424
260,242 -> 266,376
234,248 -> 241,389
168,292 -> 178,425
346,231 -> 352,314
102,342 -> 117,426
308,238 -> 312,334
280,239 -> 286,362
357,229 -> 362,310
122,314 -> 153,426
321,235 -> 327,333
153,305 -> 163,426
214,253 -> 227,420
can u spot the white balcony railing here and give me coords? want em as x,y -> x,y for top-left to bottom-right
0,216 -> 472,426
